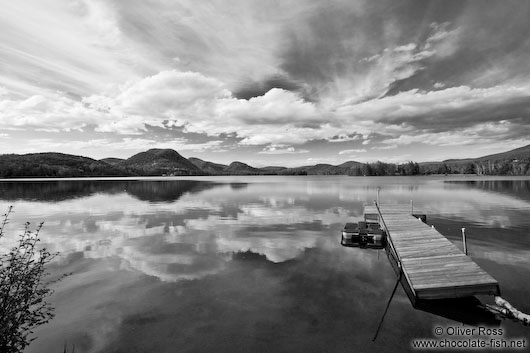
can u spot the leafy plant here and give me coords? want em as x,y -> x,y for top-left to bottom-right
0,206 -> 60,353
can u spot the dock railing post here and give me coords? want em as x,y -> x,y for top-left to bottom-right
377,187 -> 380,205
462,227 -> 468,255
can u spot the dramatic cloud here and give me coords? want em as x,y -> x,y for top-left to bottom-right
1,0 -> 530,163
0,93 -> 103,131
336,84 -> 530,137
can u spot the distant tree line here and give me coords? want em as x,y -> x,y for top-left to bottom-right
420,159 -> 530,176
346,159 -> 530,176
1,153 -> 529,178
347,161 -> 421,176
0,161 -> 127,178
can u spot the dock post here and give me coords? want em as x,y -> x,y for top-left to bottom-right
377,187 -> 380,205
410,200 -> 413,215
462,228 -> 467,255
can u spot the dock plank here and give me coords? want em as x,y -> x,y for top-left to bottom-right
364,204 -> 500,301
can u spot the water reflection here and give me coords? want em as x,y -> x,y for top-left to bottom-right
0,179 -> 244,203
414,297 -> 501,327
0,176 -> 527,353
445,179 -> 530,201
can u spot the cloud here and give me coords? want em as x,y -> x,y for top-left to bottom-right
327,134 -> 361,143
0,93 -> 104,132
84,71 -> 336,146
2,1 -> 530,161
3,68 -> 529,155
379,120 -> 529,148
336,84 -> 530,136
424,22 -> 460,57
85,70 -> 229,133
0,0 -> 144,98
338,149 -> 367,155
233,75 -> 303,100
372,144 -> 397,150
259,144 -> 309,154
0,136 -> 225,158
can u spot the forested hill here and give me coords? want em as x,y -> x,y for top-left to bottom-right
0,144 -> 529,178
420,144 -> 530,175
120,149 -> 203,176
0,153 -> 129,178
0,149 -> 204,178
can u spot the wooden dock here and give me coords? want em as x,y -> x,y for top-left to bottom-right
364,203 -> 500,303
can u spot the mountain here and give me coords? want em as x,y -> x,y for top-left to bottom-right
224,161 -> 260,175
100,157 -> 124,165
278,161 -> 364,175
1,144 -> 528,178
473,144 -> 530,162
259,166 -> 287,175
0,153 -> 129,178
420,144 -> 530,175
188,157 -> 228,175
120,149 -> 203,176
280,164 -> 336,175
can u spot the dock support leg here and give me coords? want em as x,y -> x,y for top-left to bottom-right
462,228 -> 467,255
372,272 -> 402,342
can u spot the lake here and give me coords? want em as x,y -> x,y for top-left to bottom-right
1,176 -> 529,352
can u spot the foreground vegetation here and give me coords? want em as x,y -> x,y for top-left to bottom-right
0,207 -> 59,353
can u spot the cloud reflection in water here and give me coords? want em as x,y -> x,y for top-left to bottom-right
0,177 -> 529,353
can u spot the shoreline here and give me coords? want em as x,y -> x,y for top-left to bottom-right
1,174 -> 530,182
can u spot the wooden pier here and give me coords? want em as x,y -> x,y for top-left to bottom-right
364,203 -> 500,304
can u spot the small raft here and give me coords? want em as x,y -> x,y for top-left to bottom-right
341,221 -> 386,249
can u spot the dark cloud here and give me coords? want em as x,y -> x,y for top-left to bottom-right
385,96 -> 530,133
233,75 -> 303,100
276,0 -> 530,103
383,1 -> 530,96
277,1 -> 465,97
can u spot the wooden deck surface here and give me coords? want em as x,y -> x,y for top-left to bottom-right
364,204 -> 500,301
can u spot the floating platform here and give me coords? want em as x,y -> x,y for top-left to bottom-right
364,204 -> 500,304
341,221 -> 386,249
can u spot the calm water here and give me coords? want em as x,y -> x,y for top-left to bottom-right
1,176 -> 529,352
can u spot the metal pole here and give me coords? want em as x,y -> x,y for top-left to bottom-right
462,227 -> 467,255
377,187 -> 380,205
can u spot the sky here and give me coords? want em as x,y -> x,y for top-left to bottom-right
1,0 -> 530,167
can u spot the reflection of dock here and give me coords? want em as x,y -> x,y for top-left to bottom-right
364,203 -> 500,304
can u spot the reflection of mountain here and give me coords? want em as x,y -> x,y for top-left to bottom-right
125,181 -> 232,203
0,181 -> 124,202
0,180 -> 243,203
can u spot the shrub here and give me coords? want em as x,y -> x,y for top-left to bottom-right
0,206 -> 59,353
